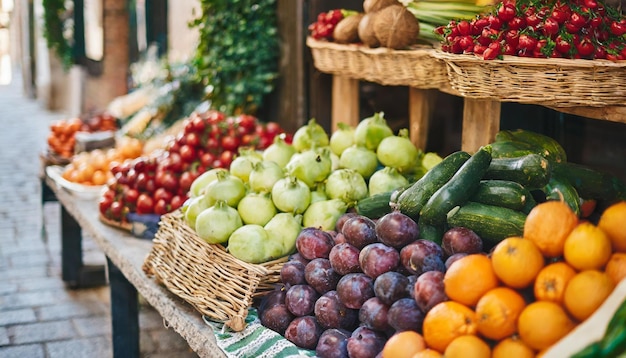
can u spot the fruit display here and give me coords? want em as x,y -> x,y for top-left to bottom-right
437,0 -> 626,60
98,109 -> 288,224
308,0 -> 486,48
181,112 -> 442,265
61,136 -> 144,186
46,113 -> 118,159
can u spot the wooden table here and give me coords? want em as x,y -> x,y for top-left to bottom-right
44,176 -> 226,358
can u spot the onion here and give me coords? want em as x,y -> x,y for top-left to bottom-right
237,192 -> 277,226
329,122 -> 356,156
230,149 -> 263,183
376,128 -> 420,173
262,133 -> 296,168
292,118 -> 330,152
195,200 -> 243,244
368,166 -> 410,195
204,170 -> 247,207
339,145 -> 379,179
271,175 -> 311,214
189,168 -> 229,198
264,212 -> 303,255
249,160 -> 284,194
354,112 -> 393,151
285,147 -> 332,188
325,169 -> 369,205
303,199 -> 349,231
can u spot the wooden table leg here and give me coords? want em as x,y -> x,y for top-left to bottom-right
331,75 -> 360,132
408,88 -> 436,151
108,257 -> 140,358
462,99 -> 502,153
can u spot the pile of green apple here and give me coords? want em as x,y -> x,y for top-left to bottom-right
181,112 -> 442,264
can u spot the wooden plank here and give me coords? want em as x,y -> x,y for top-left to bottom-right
546,105 -> 626,125
462,98 -> 501,153
408,88 -> 435,151
331,75 -> 360,132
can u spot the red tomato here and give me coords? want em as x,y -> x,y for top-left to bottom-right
153,187 -> 173,203
154,199 -> 170,216
179,144 -> 197,163
221,136 -> 240,152
136,194 -> 155,214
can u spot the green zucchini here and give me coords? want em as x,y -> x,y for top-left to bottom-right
471,180 -> 532,212
420,146 -> 493,226
490,140 -> 539,159
497,129 -> 567,163
418,224 -> 445,245
483,154 -> 552,190
356,184 -> 413,219
446,201 -> 527,247
542,174 -> 581,216
552,162 -> 626,204
395,151 -> 471,220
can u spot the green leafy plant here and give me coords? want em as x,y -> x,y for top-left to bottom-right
42,0 -> 73,70
190,0 -> 280,116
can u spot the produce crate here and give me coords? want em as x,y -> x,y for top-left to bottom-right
142,211 -> 287,331
433,51 -> 626,107
306,37 -> 449,89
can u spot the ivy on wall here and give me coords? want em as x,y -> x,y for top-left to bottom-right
190,0 -> 280,116
42,0 -> 74,70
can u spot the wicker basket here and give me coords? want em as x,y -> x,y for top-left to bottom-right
433,50 -> 626,107
142,211 -> 287,331
307,37 -> 449,89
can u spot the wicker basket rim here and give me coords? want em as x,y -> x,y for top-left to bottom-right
306,36 -> 437,56
432,49 -> 626,68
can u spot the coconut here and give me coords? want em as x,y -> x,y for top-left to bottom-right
363,0 -> 400,13
373,5 -> 420,50
333,13 -> 364,44
358,13 -> 380,48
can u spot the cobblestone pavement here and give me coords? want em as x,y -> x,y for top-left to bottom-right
0,72 -> 198,358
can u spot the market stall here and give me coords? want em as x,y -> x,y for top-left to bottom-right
39,0 -> 626,357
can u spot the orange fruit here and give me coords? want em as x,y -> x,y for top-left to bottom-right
422,301 -> 477,353
492,336 -> 535,358
518,301 -> 575,351
475,287 -> 526,340
563,270 -> 615,321
491,236 -> 545,288
382,331 -> 426,358
444,254 -> 499,307
605,252 -> 626,285
533,261 -> 577,304
563,222 -> 612,271
598,201 -> 626,252
443,335 -> 490,358
524,200 -> 579,258
411,349 -> 442,358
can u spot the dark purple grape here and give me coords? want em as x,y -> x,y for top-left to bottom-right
333,232 -> 347,245
336,212 -> 359,233
281,260 -> 307,287
260,304 -> 294,335
445,252 -> 468,270
413,270 -> 447,313
346,326 -> 386,358
400,239 -> 445,276
442,227 -> 483,257
342,216 -> 378,249
373,271 -> 409,305
296,227 -> 336,260
288,252 -> 310,266
359,243 -> 400,279
387,298 -> 424,332
375,211 -> 419,248
359,297 -> 392,333
305,258 -> 341,294
329,242 -> 362,276
336,273 -> 375,310
406,275 -> 418,299
316,328 -> 351,358
314,291 -> 358,330
285,284 -> 319,317
284,315 -> 323,350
